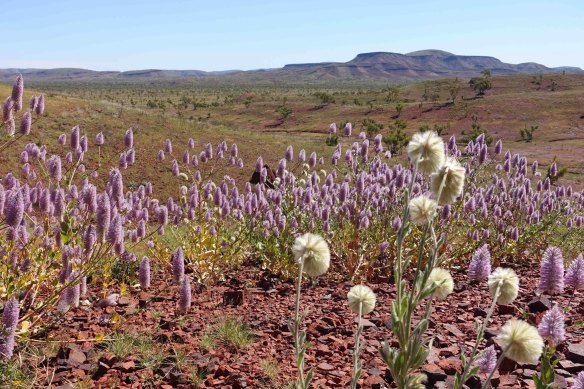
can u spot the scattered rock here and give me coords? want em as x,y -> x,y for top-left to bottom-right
96,293 -> 119,308
317,362 -> 335,371
422,363 -> 446,383
528,296 -> 551,313
558,359 -> 584,373
437,357 -> 462,374
67,350 -> 86,367
567,343 -> 584,363
223,290 -> 245,306
497,304 -> 516,315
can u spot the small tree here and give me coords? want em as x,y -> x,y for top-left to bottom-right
395,101 -> 404,117
448,78 -> 461,103
419,123 -> 449,136
362,118 -> 384,138
520,125 -> 538,142
469,77 -> 492,97
314,92 -> 335,108
461,116 -> 493,145
383,120 -> 408,154
276,106 -> 292,121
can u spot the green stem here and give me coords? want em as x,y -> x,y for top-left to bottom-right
457,283 -> 501,387
294,261 -> 305,387
351,302 -> 363,389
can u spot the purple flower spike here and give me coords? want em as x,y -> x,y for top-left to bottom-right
285,145 -> 294,161
29,95 -> 37,110
539,246 -> 565,294
255,157 -> 263,173
344,122 -> 352,137
96,193 -> 111,241
179,276 -> 192,313
164,139 -> 173,153
35,94 -> 45,115
5,190 -> 24,228
2,297 -> 20,330
172,247 -> 185,283
494,139 -> 502,154
139,256 -> 151,289
538,305 -> 565,346
20,112 -> 31,135
476,345 -> 497,374
0,297 -> 19,360
95,132 -> 105,145
124,128 -> 134,148
565,254 -> 584,290
11,75 -> 24,111
468,244 -> 491,281
70,126 -> 80,150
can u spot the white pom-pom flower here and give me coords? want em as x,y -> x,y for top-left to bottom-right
292,233 -> 330,278
496,320 -> 544,364
407,131 -> 445,173
409,195 -> 438,225
431,157 -> 466,204
488,267 -> 519,305
428,268 -> 454,299
347,285 -> 376,315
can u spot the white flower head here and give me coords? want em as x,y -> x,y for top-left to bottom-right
431,157 -> 466,204
409,195 -> 438,225
292,233 -> 330,278
488,267 -> 520,305
428,268 -> 454,299
347,285 -> 376,315
496,320 -> 544,364
407,131 -> 445,174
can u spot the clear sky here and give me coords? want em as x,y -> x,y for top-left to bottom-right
2,0 -> 583,71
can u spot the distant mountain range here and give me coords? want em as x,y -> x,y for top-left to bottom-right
2,50 -> 582,84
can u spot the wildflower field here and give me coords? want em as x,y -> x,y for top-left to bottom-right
0,74 -> 583,389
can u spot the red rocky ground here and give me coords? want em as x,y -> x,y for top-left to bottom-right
23,263 -> 584,388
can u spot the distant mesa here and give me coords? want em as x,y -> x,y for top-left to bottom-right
1,49 -> 582,84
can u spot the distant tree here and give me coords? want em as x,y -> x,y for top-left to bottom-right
461,116 -> 493,145
422,82 -> 430,102
314,92 -> 335,107
480,69 -> 492,78
276,106 -> 292,121
419,123 -> 449,136
448,78 -> 461,103
395,101 -> 404,117
383,120 -> 408,154
325,134 -> 338,146
383,86 -> 400,103
520,125 -> 538,142
362,118 -> 384,138
469,77 -> 492,97
550,79 -> 557,91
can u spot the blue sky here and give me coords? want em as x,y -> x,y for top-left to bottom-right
3,0 -> 583,71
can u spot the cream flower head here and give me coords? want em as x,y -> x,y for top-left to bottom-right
409,195 -> 438,225
347,285 -> 376,315
292,233 -> 330,277
488,267 -> 519,305
407,131 -> 445,174
431,157 -> 466,204
428,268 -> 454,299
496,320 -> 544,364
